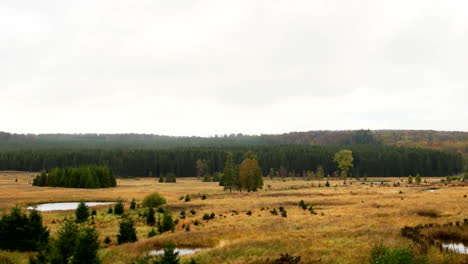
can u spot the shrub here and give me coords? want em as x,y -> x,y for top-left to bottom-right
369,245 -> 425,264
130,198 -> 137,210
117,217 -> 137,244
416,209 -> 440,218
107,207 -> 113,214
246,210 -> 252,216
270,209 -> 278,215
91,209 -> 97,216
165,173 -> 177,183
415,174 -> 422,184
325,181 -> 330,187
0,251 -> 23,264
272,253 -> 301,264
104,236 -> 111,244
143,193 -> 167,208
298,200 -> 307,210
408,175 -> 413,184
201,194 -> 207,200
280,209 -> 287,218
202,213 -> 210,221
179,211 -> 186,219
114,200 -> 125,215
147,228 -> 157,238
184,195 -> 191,202
308,205 -> 317,215
75,201 -> 90,223
190,209 -> 196,215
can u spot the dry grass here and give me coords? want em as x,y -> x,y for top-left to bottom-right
0,171 -> 467,264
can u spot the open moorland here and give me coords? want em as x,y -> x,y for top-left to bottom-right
0,171 -> 467,264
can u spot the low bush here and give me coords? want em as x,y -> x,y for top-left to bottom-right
416,209 -> 440,218
369,245 -> 427,264
143,193 -> 167,208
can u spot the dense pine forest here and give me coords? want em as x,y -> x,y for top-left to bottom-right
0,130 -> 465,178
32,165 -> 116,188
0,145 -> 463,178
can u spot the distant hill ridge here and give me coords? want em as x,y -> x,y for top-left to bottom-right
0,130 -> 467,157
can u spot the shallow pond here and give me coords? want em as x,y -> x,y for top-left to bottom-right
148,248 -> 206,256
27,202 -> 114,211
442,243 -> 468,254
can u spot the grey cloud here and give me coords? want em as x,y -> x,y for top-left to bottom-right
1,0 -> 467,134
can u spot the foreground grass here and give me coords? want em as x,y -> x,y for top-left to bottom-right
0,171 -> 467,263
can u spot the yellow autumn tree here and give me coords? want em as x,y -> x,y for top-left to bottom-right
238,153 -> 263,192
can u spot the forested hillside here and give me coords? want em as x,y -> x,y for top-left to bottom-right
0,145 -> 463,178
0,130 -> 465,178
0,130 -> 466,155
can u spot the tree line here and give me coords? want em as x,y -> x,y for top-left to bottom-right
32,165 -> 116,188
0,145 -> 463,178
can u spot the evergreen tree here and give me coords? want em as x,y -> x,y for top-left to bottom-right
114,200 -> 125,215
158,243 -> 180,264
72,227 -> 100,264
222,153 -> 235,193
130,198 -> 137,210
147,228 -> 157,238
161,212 -> 175,233
0,208 -> 49,251
51,220 -> 80,263
146,207 -> 156,226
117,217 -> 137,244
32,221 -> 100,264
75,201 -> 90,223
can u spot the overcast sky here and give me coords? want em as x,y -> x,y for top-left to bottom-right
1,0 -> 467,136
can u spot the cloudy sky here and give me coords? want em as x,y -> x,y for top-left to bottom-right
1,0 -> 467,136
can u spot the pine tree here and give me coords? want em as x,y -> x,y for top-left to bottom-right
146,207 -> 156,226
222,152 -> 235,192
75,201 -> 90,223
72,227 -> 100,264
130,198 -> 137,210
0,208 -> 49,251
114,200 -> 125,215
159,243 -> 180,264
117,217 -> 137,244
161,212 -> 175,233
32,221 -> 100,264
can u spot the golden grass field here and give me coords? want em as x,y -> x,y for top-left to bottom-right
0,171 -> 467,264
